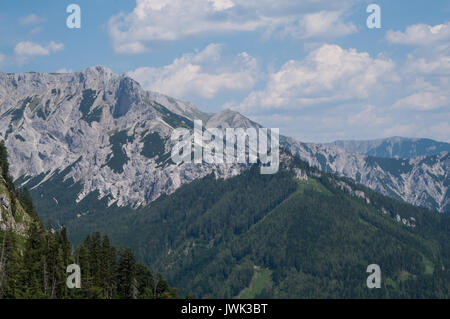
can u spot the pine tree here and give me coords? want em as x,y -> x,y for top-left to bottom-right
101,235 -> 116,299
0,231 -> 20,298
21,222 -> 46,298
0,140 -> 10,182
18,188 -> 38,219
117,248 -> 137,299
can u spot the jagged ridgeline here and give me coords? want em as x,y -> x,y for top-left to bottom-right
61,151 -> 450,299
0,141 -> 177,299
1,67 -> 448,220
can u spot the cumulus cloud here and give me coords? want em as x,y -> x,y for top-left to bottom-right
14,41 -> 64,57
224,42 -> 449,142
427,121 -> 450,142
29,27 -> 43,35
108,0 -> 356,53
392,89 -> 449,111
348,105 -> 390,127
283,11 -> 356,39
388,23 -> 450,113
128,43 -> 259,99
382,124 -> 417,138
216,21 -> 448,142
249,107 -> 393,143
231,44 -> 396,112
18,14 -> 45,26
406,55 -> 450,75
386,22 -> 450,46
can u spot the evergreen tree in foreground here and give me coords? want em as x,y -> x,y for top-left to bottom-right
0,213 -> 178,299
0,141 -> 178,299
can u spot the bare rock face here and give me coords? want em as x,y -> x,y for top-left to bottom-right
0,194 -> 10,210
113,77 -> 142,118
285,139 -> 449,214
0,66 -> 448,215
0,66 -> 246,208
0,174 -> 32,237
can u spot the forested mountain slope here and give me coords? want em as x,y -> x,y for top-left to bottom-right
56,152 -> 450,298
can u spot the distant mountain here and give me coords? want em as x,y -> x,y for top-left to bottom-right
329,137 -> 450,159
284,139 -> 449,214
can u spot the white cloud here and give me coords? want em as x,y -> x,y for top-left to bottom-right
348,105 -> 390,127
18,14 -> 45,26
214,21 -> 449,142
14,41 -> 64,57
388,23 -> 450,113
249,107 -> 393,143
284,11 -> 356,39
386,22 -> 450,46
382,124 -> 417,138
29,26 -> 42,35
225,39 -> 449,142
426,121 -> 450,142
393,91 -> 448,111
0,53 -> 5,63
231,44 -> 396,112
108,0 -> 356,53
210,0 -> 235,11
115,41 -> 148,54
406,55 -> 450,75
55,68 -> 73,73
128,43 -> 259,99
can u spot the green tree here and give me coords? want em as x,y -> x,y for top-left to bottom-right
117,248 -> 137,299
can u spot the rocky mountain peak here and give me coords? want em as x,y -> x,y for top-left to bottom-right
206,109 -> 260,129
0,67 -> 448,215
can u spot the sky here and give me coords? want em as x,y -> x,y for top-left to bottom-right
0,0 -> 449,143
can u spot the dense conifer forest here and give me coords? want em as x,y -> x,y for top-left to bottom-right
50,154 -> 450,298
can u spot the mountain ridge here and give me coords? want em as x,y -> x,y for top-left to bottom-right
329,136 -> 450,159
0,66 -> 448,215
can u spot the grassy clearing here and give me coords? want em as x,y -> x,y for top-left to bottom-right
237,267 -> 272,299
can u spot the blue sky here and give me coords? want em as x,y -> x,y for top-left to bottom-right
0,0 -> 449,142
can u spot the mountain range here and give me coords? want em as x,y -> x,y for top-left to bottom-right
0,66 -> 448,218
329,137 -> 450,159
1,66 -> 449,298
